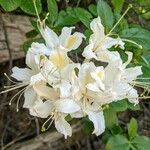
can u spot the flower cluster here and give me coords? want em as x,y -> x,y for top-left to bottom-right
3,17 -> 143,138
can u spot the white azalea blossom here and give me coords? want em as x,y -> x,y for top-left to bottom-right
104,51 -> 142,104
82,17 -> 124,62
1,16 -> 146,138
10,42 -> 50,109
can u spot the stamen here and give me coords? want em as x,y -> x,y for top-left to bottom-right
107,4 -> 132,35
0,84 -> 27,94
41,115 -> 54,132
122,39 -> 142,49
9,87 -> 26,106
16,87 -> 27,112
4,73 -> 19,84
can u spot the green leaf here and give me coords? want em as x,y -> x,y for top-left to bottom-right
47,0 -> 58,24
74,7 -> 92,28
113,11 -> 128,31
20,0 -> 42,16
88,4 -> 97,16
104,108 -> 118,128
83,117 -> 94,134
30,19 -> 39,32
106,135 -> 130,150
84,29 -> 92,41
54,9 -> 79,27
127,102 -> 140,111
97,0 -> 114,31
141,64 -> 150,78
110,125 -> 122,135
110,99 -> 128,112
26,29 -> 38,38
120,28 -> 150,51
132,136 -> 150,150
128,118 -> 137,141
112,0 -> 124,13
0,0 -> 21,11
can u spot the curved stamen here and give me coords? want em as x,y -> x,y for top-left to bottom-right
41,114 -> 54,132
9,87 -> 27,106
4,73 -> 19,84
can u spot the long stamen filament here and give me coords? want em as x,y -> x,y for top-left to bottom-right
107,4 -> 132,36
0,84 -> 27,94
4,73 -> 19,84
41,115 -> 54,132
9,87 -> 26,105
122,39 -> 142,49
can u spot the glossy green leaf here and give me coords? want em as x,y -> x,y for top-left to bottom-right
47,0 -> 58,24
127,102 -> 140,111
97,0 -> 114,31
54,9 -> 79,27
0,0 -> 21,11
26,29 -> 38,38
88,4 -> 97,16
112,0 -> 124,13
74,7 -> 92,28
128,118 -> 137,141
110,99 -> 128,112
104,108 -> 118,128
132,136 -> 150,150
83,117 -> 94,134
120,28 -> 150,51
20,0 -> 42,16
106,135 -> 130,150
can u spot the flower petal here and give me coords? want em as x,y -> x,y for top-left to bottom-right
55,99 -> 80,113
58,80 -> 72,98
55,115 -> 72,139
122,51 -> 133,68
104,61 -> 122,87
26,42 -> 50,71
50,50 -> 69,69
65,32 -> 85,51
23,87 -> 37,108
33,81 -> 59,100
90,17 -> 105,42
33,100 -> 54,118
123,66 -> 142,82
40,26 -> 59,49
87,111 -> 105,136
127,88 -> 139,105
97,50 -> 121,63
59,26 -> 74,47
82,42 -> 97,60
102,37 -> 125,50
30,73 -> 46,85
86,83 -> 100,92
11,67 -> 33,82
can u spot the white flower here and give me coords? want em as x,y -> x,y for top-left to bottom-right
40,26 -> 85,70
104,51 -> 142,104
29,81 -> 80,138
82,17 -> 124,62
10,42 -> 49,109
70,62 -> 106,135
